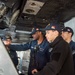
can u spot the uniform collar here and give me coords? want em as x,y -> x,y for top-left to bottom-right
50,36 -> 63,47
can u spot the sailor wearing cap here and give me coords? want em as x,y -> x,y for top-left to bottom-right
2,35 -> 18,68
8,26 -> 50,75
61,27 -> 75,74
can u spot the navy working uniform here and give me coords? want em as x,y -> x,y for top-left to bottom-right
62,27 -> 75,74
70,41 -> 75,74
9,39 -> 50,75
70,40 -> 75,54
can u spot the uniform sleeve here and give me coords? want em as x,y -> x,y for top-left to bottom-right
9,42 -> 31,51
34,45 -> 69,75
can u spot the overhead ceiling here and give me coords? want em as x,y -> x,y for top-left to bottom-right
0,0 -> 75,31
15,0 -> 75,31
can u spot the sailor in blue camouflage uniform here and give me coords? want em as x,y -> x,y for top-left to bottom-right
7,27 -> 50,75
62,27 -> 75,74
